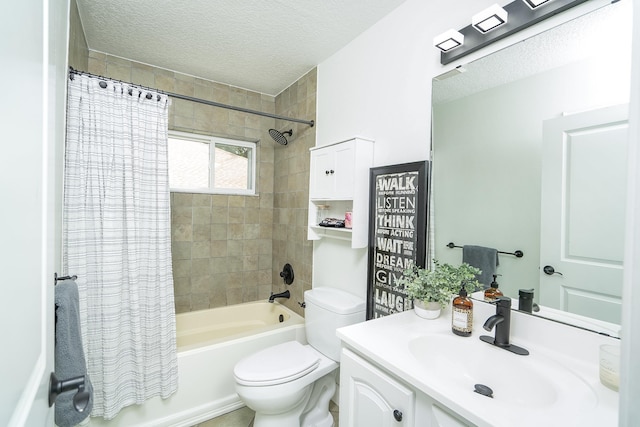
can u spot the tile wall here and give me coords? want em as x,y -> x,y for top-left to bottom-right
271,70 -> 317,316
68,0 -> 88,71
68,1 -> 316,315
86,52 -> 279,313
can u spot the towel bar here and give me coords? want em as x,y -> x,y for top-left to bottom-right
54,272 -> 78,285
447,242 -> 524,258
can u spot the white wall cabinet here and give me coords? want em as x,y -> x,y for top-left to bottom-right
340,348 -> 474,427
308,137 -> 374,248
310,141 -> 359,199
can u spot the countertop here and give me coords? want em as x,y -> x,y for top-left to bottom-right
336,304 -> 619,427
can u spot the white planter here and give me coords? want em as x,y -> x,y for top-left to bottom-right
414,300 -> 442,319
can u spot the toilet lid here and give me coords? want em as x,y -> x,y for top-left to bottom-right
234,341 -> 320,386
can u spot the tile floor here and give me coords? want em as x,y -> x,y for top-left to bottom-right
192,401 -> 340,427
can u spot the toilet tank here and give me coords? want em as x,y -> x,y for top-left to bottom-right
304,287 -> 365,361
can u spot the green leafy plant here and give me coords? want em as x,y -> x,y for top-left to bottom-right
397,260 -> 482,309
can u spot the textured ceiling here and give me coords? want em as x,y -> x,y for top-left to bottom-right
76,0 -> 408,95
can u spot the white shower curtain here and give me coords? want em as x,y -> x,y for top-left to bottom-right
63,74 -> 178,419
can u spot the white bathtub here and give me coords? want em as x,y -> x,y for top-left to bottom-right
87,301 -> 306,427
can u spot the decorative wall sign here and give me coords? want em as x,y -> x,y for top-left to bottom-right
366,161 -> 429,319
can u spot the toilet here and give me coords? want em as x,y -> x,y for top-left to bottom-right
233,287 -> 365,427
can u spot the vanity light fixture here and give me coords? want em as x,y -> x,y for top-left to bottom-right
433,29 -> 465,52
472,4 -> 508,33
437,0 -> 588,65
522,0 -> 554,9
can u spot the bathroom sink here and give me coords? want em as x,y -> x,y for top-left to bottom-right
408,334 -> 597,410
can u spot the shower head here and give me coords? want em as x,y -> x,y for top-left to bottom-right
269,129 -> 293,145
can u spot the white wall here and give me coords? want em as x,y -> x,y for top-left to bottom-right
313,0 -> 614,301
317,0 -> 497,166
315,0 -> 638,421
315,0 -> 608,165
313,0 -> 496,301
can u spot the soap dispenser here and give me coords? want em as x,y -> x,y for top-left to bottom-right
484,274 -> 503,302
452,285 -> 473,337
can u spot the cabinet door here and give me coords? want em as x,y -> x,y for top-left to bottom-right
430,404 -> 473,427
310,148 -> 336,199
340,349 -> 415,427
332,143 -> 356,199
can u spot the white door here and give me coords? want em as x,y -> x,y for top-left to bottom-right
540,104 -> 628,324
0,0 -> 69,425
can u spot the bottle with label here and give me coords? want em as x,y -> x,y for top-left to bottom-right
484,274 -> 504,302
452,285 -> 473,337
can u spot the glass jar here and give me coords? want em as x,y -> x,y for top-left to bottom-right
316,204 -> 330,225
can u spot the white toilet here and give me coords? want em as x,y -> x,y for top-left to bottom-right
233,287 -> 365,427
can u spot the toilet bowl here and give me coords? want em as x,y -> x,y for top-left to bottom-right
233,287 -> 365,427
235,341 -> 337,427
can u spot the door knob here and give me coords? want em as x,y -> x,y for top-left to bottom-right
543,265 -> 563,276
393,409 -> 403,422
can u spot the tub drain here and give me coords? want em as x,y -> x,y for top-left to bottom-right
474,384 -> 493,398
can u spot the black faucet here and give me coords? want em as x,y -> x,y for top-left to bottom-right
480,296 -> 529,356
268,290 -> 290,303
518,289 -> 540,313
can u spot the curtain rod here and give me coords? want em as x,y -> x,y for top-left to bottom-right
68,68 -> 315,128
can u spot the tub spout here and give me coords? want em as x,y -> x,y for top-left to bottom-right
268,290 -> 290,303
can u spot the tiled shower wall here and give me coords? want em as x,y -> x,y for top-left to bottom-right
87,52 -> 278,313
68,0 -> 315,315
68,0 -> 88,71
272,70 -> 317,316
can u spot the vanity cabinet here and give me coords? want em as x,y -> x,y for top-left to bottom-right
340,348 -> 474,427
340,348 -> 415,426
308,137 -> 373,248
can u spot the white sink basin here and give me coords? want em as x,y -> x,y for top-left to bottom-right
408,334 -> 597,410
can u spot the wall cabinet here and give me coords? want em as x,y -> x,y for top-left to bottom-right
308,137 -> 374,248
310,141 -> 358,199
340,348 -> 474,427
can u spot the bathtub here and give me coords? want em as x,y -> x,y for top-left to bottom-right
87,301 -> 306,427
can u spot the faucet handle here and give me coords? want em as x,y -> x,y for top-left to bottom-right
495,296 -> 511,308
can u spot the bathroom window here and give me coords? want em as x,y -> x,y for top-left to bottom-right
168,131 -> 256,195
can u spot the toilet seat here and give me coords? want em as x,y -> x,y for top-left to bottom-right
234,341 -> 320,386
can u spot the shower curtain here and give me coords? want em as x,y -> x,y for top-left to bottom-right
63,74 -> 178,419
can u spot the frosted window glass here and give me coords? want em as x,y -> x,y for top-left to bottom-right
214,143 -> 251,190
168,137 -> 209,189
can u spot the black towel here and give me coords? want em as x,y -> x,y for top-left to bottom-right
462,245 -> 499,289
54,279 -> 93,426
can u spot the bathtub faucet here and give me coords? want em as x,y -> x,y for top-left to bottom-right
268,290 -> 290,303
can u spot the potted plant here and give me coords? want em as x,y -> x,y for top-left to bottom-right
397,260 -> 481,319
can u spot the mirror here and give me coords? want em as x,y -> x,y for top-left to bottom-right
432,1 -> 632,338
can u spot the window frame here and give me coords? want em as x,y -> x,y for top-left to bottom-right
168,130 -> 257,196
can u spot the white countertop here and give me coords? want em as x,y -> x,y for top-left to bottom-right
337,304 -> 619,427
